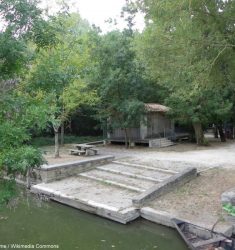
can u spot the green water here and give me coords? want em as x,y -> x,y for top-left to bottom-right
0,191 -> 187,250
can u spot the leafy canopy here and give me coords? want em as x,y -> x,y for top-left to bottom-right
134,0 -> 235,129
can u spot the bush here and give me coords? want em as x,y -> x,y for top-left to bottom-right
30,135 -> 104,147
0,146 -> 46,177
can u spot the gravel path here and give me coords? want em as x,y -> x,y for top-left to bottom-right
42,139 -> 235,170
98,140 -> 235,170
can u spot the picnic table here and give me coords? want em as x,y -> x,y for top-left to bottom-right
69,144 -> 98,156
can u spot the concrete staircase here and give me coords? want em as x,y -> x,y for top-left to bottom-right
31,160 -> 197,224
31,161 -> 175,224
149,138 -> 174,148
79,162 -> 173,193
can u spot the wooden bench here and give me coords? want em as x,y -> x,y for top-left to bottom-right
69,149 -> 86,156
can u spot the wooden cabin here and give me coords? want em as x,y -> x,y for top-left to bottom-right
107,103 -> 175,147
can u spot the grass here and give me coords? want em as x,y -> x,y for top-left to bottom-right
31,135 -> 104,147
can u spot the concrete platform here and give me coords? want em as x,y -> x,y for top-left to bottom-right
31,160 -> 197,224
31,176 -> 139,224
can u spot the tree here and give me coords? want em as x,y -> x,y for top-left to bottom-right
27,13 -> 98,157
91,29 -> 154,147
0,0 -> 53,199
133,0 -> 235,144
0,80 -> 50,188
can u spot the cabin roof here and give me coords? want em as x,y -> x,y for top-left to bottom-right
145,103 -> 169,113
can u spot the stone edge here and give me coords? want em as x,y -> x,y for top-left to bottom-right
140,207 -> 234,237
30,185 -> 139,224
41,155 -> 115,170
132,167 -> 197,207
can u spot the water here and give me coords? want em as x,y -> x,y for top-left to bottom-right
0,190 -> 187,250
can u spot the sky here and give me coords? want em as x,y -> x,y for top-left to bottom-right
40,0 -> 145,32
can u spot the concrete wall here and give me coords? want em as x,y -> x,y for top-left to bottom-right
33,156 -> 114,183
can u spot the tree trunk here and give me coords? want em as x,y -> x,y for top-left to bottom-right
193,122 -> 205,145
61,122 -> 64,147
218,124 -> 226,142
68,118 -> 72,133
124,128 -> 128,149
214,125 -> 219,138
54,126 -> 60,158
128,128 -> 132,148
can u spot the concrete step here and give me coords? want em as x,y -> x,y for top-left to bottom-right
149,138 -> 174,148
98,166 -> 161,183
79,168 -> 157,192
98,163 -> 173,182
158,139 -> 170,142
157,141 -> 173,144
79,171 -> 146,192
160,140 -> 174,143
112,161 -> 178,174
159,143 -> 174,147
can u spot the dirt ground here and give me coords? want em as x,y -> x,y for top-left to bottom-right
41,144 -> 86,165
99,139 -> 235,170
41,136 -> 235,168
148,168 -> 235,228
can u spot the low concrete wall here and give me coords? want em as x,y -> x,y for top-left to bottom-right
141,207 -> 174,228
141,207 -> 234,237
132,167 -> 197,207
34,155 -> 114,183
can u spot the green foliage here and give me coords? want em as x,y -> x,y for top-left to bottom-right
133,0 -> 235,143
0,90 -> 49,176
223,203 -> 235,217
27,13 -> 98,122
24,13 -> 101,156
0,0 -> 51,184
91,29 -> 152,138
0,122 -> 30,149
117,99 -> 145,129
0,146 -> 45,177
0,32 -> 27,78
30,19 -> 61,49
0,0 -> 42,35
31,135 -> 104,147
0,0 -> 49,79
63,79 -> 98,113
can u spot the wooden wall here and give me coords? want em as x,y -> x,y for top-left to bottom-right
110,127 -> 140,140
147,113 -> 172,138
109,112 -> 173,140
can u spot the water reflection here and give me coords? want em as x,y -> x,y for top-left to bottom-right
0,189 -> 187,250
